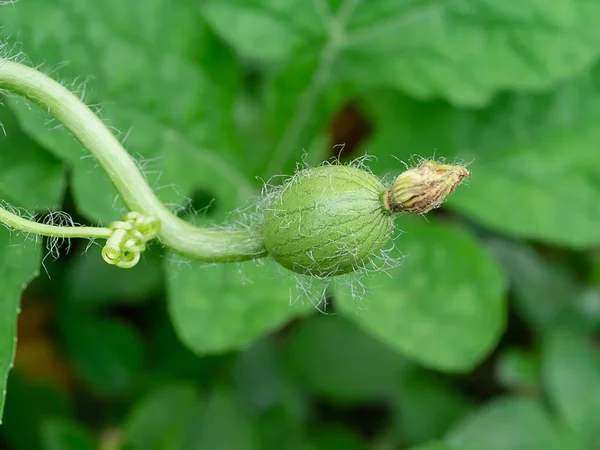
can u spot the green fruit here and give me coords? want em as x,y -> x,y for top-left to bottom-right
262,165 -> 395,277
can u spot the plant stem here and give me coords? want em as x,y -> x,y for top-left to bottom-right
0,60 -> 266,261
0,207 -> 111,239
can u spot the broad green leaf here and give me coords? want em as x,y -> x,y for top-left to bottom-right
233,339 -> 308,450
221,52 -> 345,178
203,0 -> 600,106
166,257 -> 311,355
392,371 -> 472,446
485,239 -> 585,331
124,384 -> 199,450
256,58 -> 350,176
284,315 -> 405,403
363,64 -> 600,247
62,246 -> 164,308
58,313 -> 145,394
542,331 -> 600,442
234,338 -> 306,416
445,397 -> 562,450
2,0 -> 252,222
40,419 -> 96,450
335,218 -> 505,372
183,389 -> 259,450
234,338 -> 289,410
0,103 -> 65,210
1,373 -> 72,450
0,230 -> 41,422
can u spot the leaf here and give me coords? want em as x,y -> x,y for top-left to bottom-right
232,338 -> 309,450
0,230 -> 41,422
0,373 -> 72,450
542,331 -> 600,442
183,389 -> 259,450
2,0 -> 253,222
202,0 -> 600,106
362,63 -> 600,247
124,384 -> 199,450
0,103 -> 65,210
250,56 -> 347,177
284,315 -> 406,403
485,239 -> 585,331
165,257 -> 311,355
335,218 -> 505,372
445,397 -> 563,450
40,419 -> 96,450
58,313 -> 145,394
62,246 -> 164,308
233,338 -> 305,415
392,371 -> 472,446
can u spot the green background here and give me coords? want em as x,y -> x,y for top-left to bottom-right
2,0 -> 600,448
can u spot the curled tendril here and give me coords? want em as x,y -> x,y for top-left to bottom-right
101,212 -> 161,269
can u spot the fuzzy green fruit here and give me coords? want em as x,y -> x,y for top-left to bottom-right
262,165 -> 395,277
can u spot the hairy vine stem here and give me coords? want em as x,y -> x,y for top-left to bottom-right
0,60 -> 266,263
0,206 -> 111,240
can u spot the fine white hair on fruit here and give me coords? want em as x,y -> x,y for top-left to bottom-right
261,159 -> 396,278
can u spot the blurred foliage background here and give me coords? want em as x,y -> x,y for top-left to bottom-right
2,0 -> 600,449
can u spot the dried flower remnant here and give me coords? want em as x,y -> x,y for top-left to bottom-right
383,160 -> 471,214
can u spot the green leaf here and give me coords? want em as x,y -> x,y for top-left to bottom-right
0,103 -> 65,210
542,331 -> 600,442
256,58 -> 349,176
0,373 -> 72,450
335,218 -> 505,371
284,315 -> 405,403
203,0 -> 600,106
166,257 -> 310,355
233,338 -> 306,415
184,389 -> 259,450
445,397 -> 563,450
62,246 -> 164,308
233,338 -> 308,450
489,239 -> 600,334
58,313 -> 145,394
2,0 -> 252,222
363,65 -> 600,247
40,419 -> 96,450
485,239 -> 586,331
0,230 -> 41,422
124,384 -> 199,450
392,371 -> 472,446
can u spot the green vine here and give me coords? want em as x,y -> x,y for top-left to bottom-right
0,60 -> 265,265
0,59 -> 469,273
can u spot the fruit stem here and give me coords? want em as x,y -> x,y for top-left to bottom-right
0,60 -> 266,262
